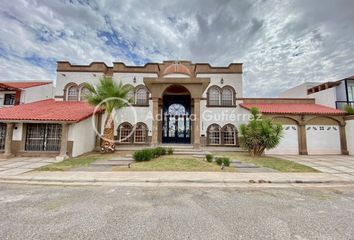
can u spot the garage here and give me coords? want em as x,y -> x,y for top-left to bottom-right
266,124 -> 299,155
306,125 -> 341,154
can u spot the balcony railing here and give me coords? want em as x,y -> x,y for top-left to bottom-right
336,101 -> 354,110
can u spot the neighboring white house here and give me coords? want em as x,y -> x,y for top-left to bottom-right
279,82 -> 319,98
0,81 -> 53,108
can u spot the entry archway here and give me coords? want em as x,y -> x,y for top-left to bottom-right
162,85 -> 191,144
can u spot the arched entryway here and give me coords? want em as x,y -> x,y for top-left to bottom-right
162,85 -> 191,143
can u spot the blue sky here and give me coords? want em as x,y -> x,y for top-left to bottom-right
0,0 -> 353,97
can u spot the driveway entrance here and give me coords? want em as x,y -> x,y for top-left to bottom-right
279,155 -> 354,175
0,157 -> 58,176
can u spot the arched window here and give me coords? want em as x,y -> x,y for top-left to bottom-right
134,123 -> 147,143
67,85 -> 78,101
135,86 -> 148,105
208,124 -> 221,145
208,86 -> 220,106
221,87 -> 233,106
127,89 -> 134,104
222,124 -> 237,145
118,123 -> 133,143
79,87 -> 90,101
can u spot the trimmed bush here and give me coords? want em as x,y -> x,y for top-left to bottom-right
153,147 -> 166,157
167,147 -> 174,155
206,154 -> 213,162
133,147 -> 169,161
215,157 -> 230,167
133,149 -> 154,162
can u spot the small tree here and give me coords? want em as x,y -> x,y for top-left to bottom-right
240,107 -> 283,157
84,77 -> 132,152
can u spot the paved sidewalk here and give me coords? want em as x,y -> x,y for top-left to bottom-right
0,157 -> 59,176
279,155 -> 354,179
1,171 -> 354,186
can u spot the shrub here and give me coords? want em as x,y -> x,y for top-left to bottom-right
133,147 -> 169,161
167,147 -> 174,155
153,147 -> 166,157
206,154 -> 213,162
240,107 -> 283,157
344,104 -> 354,115
133,149 -> 154,161
215,157 -> 230,167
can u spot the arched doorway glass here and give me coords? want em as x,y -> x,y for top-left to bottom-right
162,85 -> 191,144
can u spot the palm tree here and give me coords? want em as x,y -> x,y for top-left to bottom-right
84,77 -> 133,152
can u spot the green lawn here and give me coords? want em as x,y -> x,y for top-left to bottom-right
113,155 -> 235,172
38,155 -> 101,171
216,152 -> 318,172
37,151 -> 131,171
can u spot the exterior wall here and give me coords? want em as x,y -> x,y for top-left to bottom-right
198,73 -> 243,98
55,72 -> 105,98
200,101 -> 249,135
68,117 -> 96,157
12,123 -> 23,141
112,72 -> 157,86
113,103 -> 153,137
0,91 -> 16,107
346,119 -> 354,155
266,125 -> 299,155
309,87 -> 337,108
279,82 -> 318,98
306,125 -> 341,154
20,83 -> 53,104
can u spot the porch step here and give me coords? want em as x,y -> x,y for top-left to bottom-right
173,151 -> 208,156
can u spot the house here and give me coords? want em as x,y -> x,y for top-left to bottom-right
307,76 -> 354,110
279,82 -> 320,98
0,61 -> 350,159
0,81 -> 53,108
279,76 -> 354,110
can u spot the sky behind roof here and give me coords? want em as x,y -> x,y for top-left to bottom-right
0,0 -> 353,97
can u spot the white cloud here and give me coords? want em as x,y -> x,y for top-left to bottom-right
0,0 -> 353,96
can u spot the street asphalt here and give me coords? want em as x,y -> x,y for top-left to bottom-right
0,183 -> 354,239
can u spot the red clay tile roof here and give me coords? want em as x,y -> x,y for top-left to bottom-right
0,81 -> 52,89
0,99 -> 101,122
240,103 -> 345,115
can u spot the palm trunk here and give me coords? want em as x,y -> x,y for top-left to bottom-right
101,113 -> 115,153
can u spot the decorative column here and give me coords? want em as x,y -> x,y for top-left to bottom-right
57,123 -> 69,161
298,121 -> 308,155
151,98 -> 159,146
193,98 -> 201,149
339,122 -> 349,155
4,123 -> 14,158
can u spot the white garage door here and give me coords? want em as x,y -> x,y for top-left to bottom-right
266,125 -> 299,155
306,125 -> 341,154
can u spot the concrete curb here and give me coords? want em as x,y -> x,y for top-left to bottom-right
1,176 -> 354,186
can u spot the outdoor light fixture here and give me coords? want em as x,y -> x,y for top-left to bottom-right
133,76 -> 137,83
220,77 -> 224,84
61,73 -> 66,77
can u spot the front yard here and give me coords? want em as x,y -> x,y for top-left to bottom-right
37,150 -> 317,173
113,155 -> 235,172
218,152 -> 318,172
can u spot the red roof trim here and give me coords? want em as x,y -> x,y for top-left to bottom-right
240,103 -> 345,116
0,81 -> 52,89
0,99 -> 102,122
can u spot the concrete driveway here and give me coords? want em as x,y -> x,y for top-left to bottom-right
0,157 -> 58,176
279,155 -> 354,176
